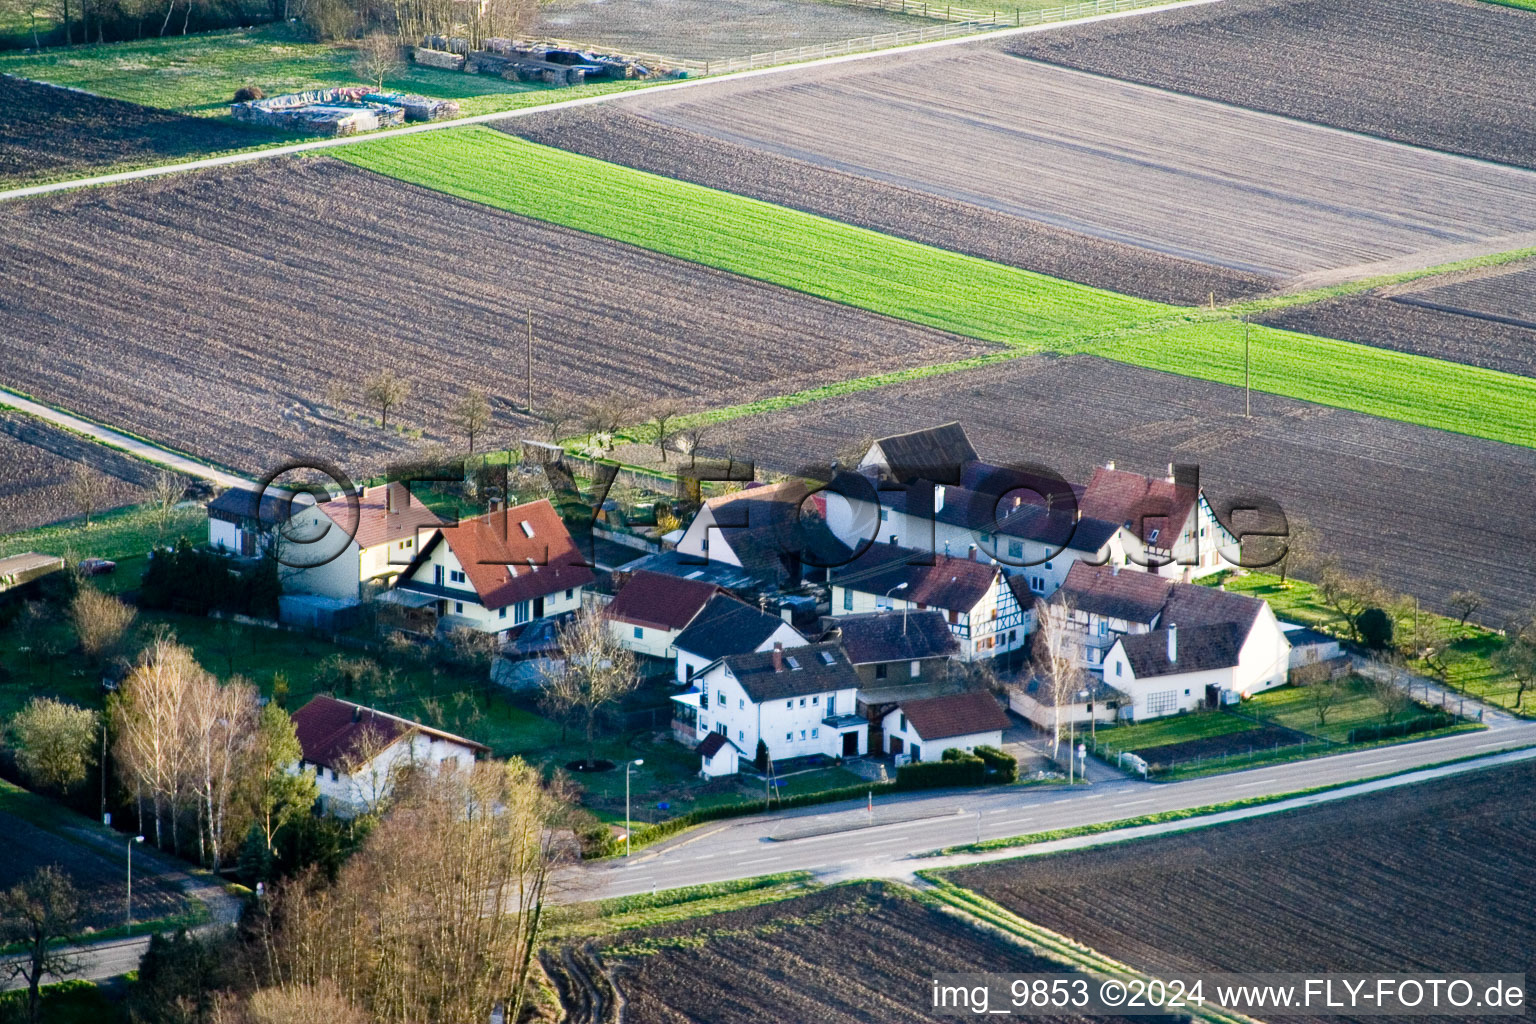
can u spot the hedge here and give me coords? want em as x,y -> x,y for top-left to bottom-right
896,754 -> 985,790
1347,711 -> 1456,744
973,745 -> 1018,782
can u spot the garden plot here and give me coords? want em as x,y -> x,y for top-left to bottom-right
0,411 -> 152,534
533,0 -> 928,62
505,106 -> 1271,304
947,760 -> 1536,1011
0,158 -> 988,477
1005,0 -> 1536,170
697,353 -> 1536,621
625,50 -> 1536,277
0,74 -> 276,184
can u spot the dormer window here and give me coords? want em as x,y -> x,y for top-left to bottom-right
785,656 -> 801,670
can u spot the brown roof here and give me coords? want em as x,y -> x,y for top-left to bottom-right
696,731 -> 729,758
1054,562 -> 1173,625
291,695 -> 489,770
898,690 -> 1011,741
318,482 -> 443,551
605,570 -> 720,631
831,543 -> 999,613
1118,622 -> 1245,678
405,499 -> 596,611
1079,466 -> 1198,546
868,423 -> 978,478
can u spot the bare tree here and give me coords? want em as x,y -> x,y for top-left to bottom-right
1031,600 -> 1085,760
1447,589 -> 1484,627
149,470 -> 188,543
0,867 -> 81,1024
1305,675 -> 1343,729
68,466 -> 111,529
648,403 -> 684,464
363,369 -> 410,429
111,638 -> 200,853
71,586 -> 137,663
535,399 -> 580,443
453,390 -> 492,454
676,422 -> 708,469
244,982 -> 370,1024
539,609 -> 639,770
7,697 -> 98,795
1316,562 -> 1390,644
1370,657 -> 1414,724
187,675 -> 260,872
266,760 -> 574,1024
352,32 -> 401,91
1494,609 -> 1536,711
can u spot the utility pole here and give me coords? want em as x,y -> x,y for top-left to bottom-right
1244,317 -> 1252,418
525,308 -> 534,413
100,721 -> 107,823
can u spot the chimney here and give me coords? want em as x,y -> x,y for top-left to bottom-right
386,484 -> 396,514
1167,624 -> 1178,665
1111,564 -> 1120,576
934,484 -> 946,513
772,642 -> 784,672
1106,460 -> 1115,471
1166,463 -> 1175,483
967,543 -> 977,561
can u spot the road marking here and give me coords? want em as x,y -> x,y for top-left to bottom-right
1353,759 -> 1399,768
738,856 -> 782,867
1050,798 -> 1072,805
987,808 -> 1014,815
1232,780 -> 1272,789
1113,799 -> 1156,808
692,853 -> 717,861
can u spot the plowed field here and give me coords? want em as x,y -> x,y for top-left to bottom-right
0,411 -> 152,533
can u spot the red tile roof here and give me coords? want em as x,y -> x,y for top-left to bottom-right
605,570 -> 720,631
290,694 -> 489,770
1080,466 -> 1198,545
898,689 -> 1012,741
831,543 -> 1000,613
318,482 -> 443,551
1054,562 -> 1173,624
413,499 -> 596,611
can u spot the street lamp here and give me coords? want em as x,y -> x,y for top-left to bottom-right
625,759 -> 644,858
126,835 -> 144,928
884,581 -> 909,634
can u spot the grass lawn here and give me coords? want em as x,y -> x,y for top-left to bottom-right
337,129 -> 1536,451
0,23 -> 650,118
1244,677 -> 1422,744
0,503 -> 203,564
0,980 -> 126,1024
1088,711 -> 1257,751
1223,572 -> 1530,714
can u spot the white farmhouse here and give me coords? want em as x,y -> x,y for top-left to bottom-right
392,499 -> 594,637
880,689 -> 1012,762
282,483 -> 443,601
676,641 -> 868,777
1100,609 -> 1291,720
671,593 -> 807,686
290,695 -> 489,817
1078,463 -> 1236,581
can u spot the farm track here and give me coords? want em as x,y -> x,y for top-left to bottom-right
699,353 -> 1536,621
619,49 -> 1536,276
947,760 -> 1536,1023
1005,0 -> 1536,170
0,75 -> 279,184
506,106 -> 1270,305
0,411 -> 153,533
1259,297 -> 1536,379
0,158 -> 989,478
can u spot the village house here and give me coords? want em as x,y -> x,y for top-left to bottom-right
823,609 -> 969,756
392,499 -> 595,637
206,486 -> 294,557
829,543 -> 1028,659
1046,563 -> 1291,721
676,641 -> 868,777
880,689 -> 1012,762
281,483 -> 443,602
672,592 -> 807,685
1077,462 -> 1236,581
602,569 -> 721,659
673,480 -> 849,588
290,694 -> 489,817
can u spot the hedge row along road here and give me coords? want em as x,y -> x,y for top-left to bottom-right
337,129 -> 1536,450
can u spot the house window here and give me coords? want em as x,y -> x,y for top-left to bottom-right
738,730 -> 744,741
701,691 -> 709,709
520,521 -> 535,538
717,691 -> 725,706
843,589 -> 853,611
499,607 -> 507,619
899,714 -> 907,732
1044,561 -> 1052,570
800,730 -> 807,740
1115,662 -> 1122,677
565,589 -> 573,599
686,664 -> 695,680
811,728 -> 819,739
910,745 -> 921,762
1099,621 -> 1109,637
1008,540 -> 1023,558
1030,576 -> 1045,593
1146,690 -> 1179,716
450,569 -> 466,584
799,698 -> 806,707
812,696 -> 819,705
1148,528 -> 1161,543
879,508 -> 889,521
786,732 -> 793,742
910,660 -> 921,677
514,601 -> 531,625
454,601 -> 464,614
980,532 -> 992,543
786,700 -> 793,709
875,664 -> 888,680
435,565 -> 444,585
634,626 -> 644,639
738,699 -> 744,709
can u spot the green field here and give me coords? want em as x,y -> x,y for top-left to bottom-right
337,129 -> 1536,450
1089,712 -> 1255,751
0,23 -> 648,118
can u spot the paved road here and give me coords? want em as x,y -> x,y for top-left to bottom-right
585,714 -> 1536,901
0,0 -> 1220,205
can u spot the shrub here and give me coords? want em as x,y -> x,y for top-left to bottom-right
1348,711 -> 1456,744
895,754 -> 985,790
233,85 -> 264,102
1358,607 -> 1394,650
973,744 -> 1018,782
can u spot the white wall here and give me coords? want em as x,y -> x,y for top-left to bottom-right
879,708 -> 1001,760
694,663 -> 864,763
1235,604 -> 1291,696
304,731 -> 478,818
611,620 -> 683,660
831,572 -> 1026,660
400,538 -> 583,634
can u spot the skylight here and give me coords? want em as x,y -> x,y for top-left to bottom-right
785,656 -> 801,670
520,521 -> 535,538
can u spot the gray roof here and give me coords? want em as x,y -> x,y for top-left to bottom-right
824,611 -> 959,664
868,423 -> 978,478
1054,562 -> 1173,624
675,594 -> 798,661
878,478 -> 1120,554
207,486 -> 295,525
1119,622 -> 1244,677
1162,583 -> 1263,631
831,542 -> 998,613
723,641 -> 861,702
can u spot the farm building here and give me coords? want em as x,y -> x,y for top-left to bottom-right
231,89 -> 459,135
207,486 -> 294,557
1283,623 -> 1343,668
672,593 -> 807,685
290,695 -> 489,817
881,689 -> 1011,762
676,641 -> 867,777
391,499 -> 595,637
829,542 -> 1027,660
603,569 -> 721,659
